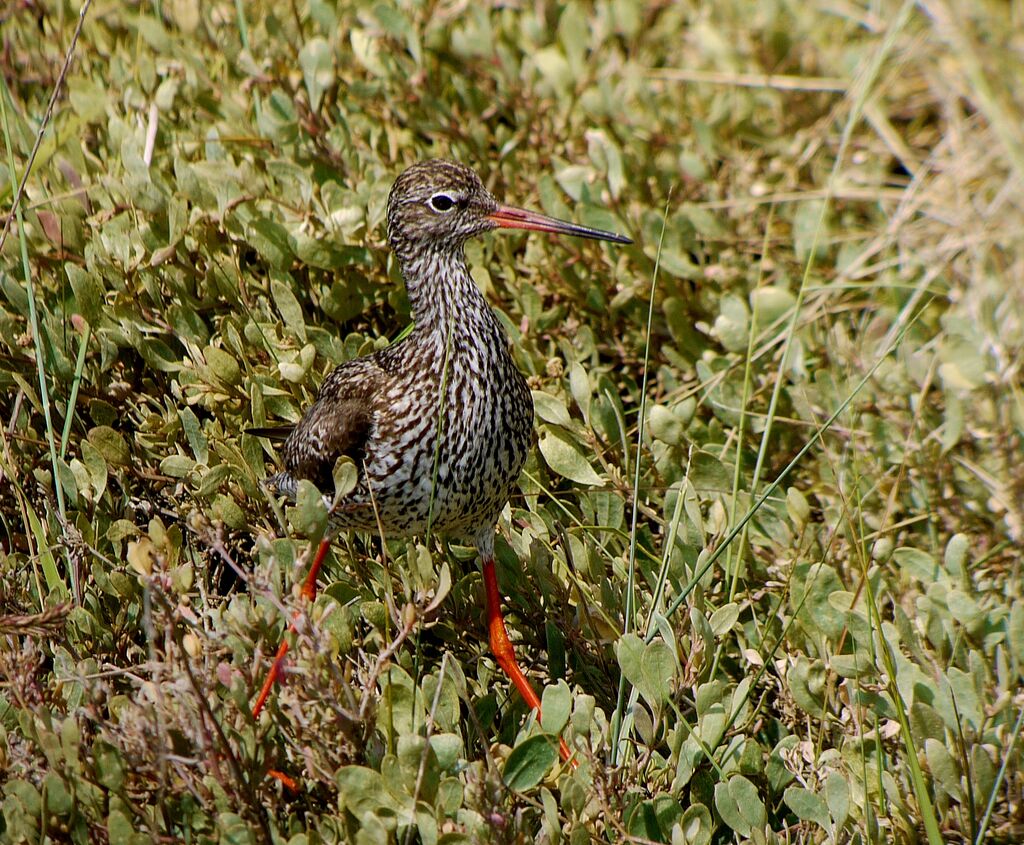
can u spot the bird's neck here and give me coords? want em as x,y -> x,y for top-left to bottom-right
397,244 -> 493,333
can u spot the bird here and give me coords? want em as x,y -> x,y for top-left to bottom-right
251,159 -> 631,764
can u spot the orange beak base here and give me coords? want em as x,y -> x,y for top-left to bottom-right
488,205 -> 632,244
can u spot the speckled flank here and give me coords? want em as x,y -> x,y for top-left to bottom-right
275,160 -> 533,546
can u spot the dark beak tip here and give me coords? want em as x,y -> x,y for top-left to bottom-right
590,230 -> 633,246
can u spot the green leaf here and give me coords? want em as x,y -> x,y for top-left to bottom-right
95,741 -> 125,790
66,264 -> 103,323
970,744 -> 996,804
910,701 -> 945,745
1009,601 -> 1024,666
571,693 -> 595,737
786,486 -> 811,527
946,588 -> 985,637
1,272 -> 30,315
585,129 -> 625,200
204,345 -> 241,386
825,772 -> 850,828
714,775 -> 765,837
532,391 -> 573,427
212,495 -> 247,530
648,404 -> 683,445
56,458 -> 79,507
534,47 -> 572,96
640,639 -> 676,706
159,454 -> 195,478
179,407 -> 208,465
379,665 -> 426,736
713,781 -> 748,836
87,426 -> 130,467
893,547 -> 940,582
555,164 -> 588,201
68,76 -> 106,121
688,451 -> 732,493
271,276 -> 307,340
336,765 -> 410,818
80,440 -> 108,498
615,633 -> 645,691
107,809 -> 134,845
218,812 -> 257,845
350,28 -> 385,76
299,37 -> 334,111
139,337 -> 182,372
502,734 -> 558,791
107,520 -> 139,543
783,785 -> 831,830
538,426 -> 603,485
540,786 -> 560,840
943,532 -> 969,576
291,232 -> 368,270
788,655 -> 826,714
713,294 -> 749,353
792,562 -> 845,641
258,88 -> 298,143
428,733 -> 464,771
677,803 -> 713,845
626,796 -> 676,841
694,681 -> 727,748
750,285 -> 796,327
557,3 -> 588,77
41,770 -> 72,815
631,700 -> 655,745
247,216 -> 294,271
708,603 -> 739,637
540,680 -> 571,735
290,480 -> 328,537
925,737 -> 962,800
793,198 -> 828,260
397,735 -> 441,804
420,668 -> 460,731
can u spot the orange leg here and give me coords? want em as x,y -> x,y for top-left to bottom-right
251,538 -> 331,719
483,557 -> 575,765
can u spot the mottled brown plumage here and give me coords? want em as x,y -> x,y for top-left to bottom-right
255,160 -> 630,759
272,159 -> 629,555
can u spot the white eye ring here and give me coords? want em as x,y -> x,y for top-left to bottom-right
429,193 -> 457,213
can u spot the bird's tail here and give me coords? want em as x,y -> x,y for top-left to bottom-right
246,426 -> 294,441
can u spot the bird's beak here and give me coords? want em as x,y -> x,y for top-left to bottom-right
488,204 -> 632,244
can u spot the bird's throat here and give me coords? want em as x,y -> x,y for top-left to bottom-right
399,245 -> 493,331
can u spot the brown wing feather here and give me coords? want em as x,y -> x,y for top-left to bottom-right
281,358 -> 380,492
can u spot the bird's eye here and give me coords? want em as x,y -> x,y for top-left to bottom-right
429,193 -> 456,212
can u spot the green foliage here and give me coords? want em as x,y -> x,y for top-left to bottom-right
2,0 -> 1024,842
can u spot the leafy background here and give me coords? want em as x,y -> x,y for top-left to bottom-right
2,0 -> 1023,843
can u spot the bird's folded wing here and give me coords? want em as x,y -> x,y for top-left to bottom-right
281,358 -> 381,489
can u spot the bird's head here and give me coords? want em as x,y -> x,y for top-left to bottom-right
386,159 -> 632,254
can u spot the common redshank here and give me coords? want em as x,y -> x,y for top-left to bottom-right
253,159 -> 631,763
